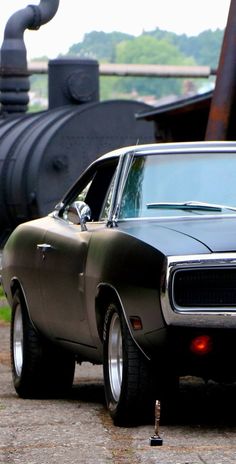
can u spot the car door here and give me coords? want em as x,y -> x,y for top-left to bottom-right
37,157 -> 120,348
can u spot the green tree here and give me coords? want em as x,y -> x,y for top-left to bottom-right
148,27 -> 223,68
183,29 -> 223,68
114,35 -> 196,98
68,31 -> 133,62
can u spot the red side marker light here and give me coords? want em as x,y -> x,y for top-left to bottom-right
130,316 -> 143,331
190,335 -> 213,355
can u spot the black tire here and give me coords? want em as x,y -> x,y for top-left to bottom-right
11,289 -> 75,398
103,302 -> 155,426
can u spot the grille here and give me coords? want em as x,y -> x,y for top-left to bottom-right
172,267 -> 236,308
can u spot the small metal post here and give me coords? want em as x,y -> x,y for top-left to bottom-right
149,400 -> 163,446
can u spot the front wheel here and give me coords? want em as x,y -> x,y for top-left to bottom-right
11,289 -> 75,398
103,302 -> 155,426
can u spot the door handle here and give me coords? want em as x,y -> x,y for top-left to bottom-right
37,243 -> 53,259
37,243 -> 53,252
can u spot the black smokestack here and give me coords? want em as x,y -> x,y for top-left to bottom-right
0,0 -> 59,114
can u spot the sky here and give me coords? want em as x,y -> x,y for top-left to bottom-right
0,0 -> 232,60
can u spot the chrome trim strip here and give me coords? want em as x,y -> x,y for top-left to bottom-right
117,213 -> 236,222
161,253 -> 236,327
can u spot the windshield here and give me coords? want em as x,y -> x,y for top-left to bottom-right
119,151 -> 236,218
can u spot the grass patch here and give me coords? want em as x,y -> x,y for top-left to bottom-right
0,285 -> 11,323
0,306 -> 11,323
0,285 -> 4,298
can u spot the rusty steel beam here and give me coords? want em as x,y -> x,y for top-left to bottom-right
205,0 -> 236,140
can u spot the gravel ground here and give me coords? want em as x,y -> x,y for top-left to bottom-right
1,322 -> 236,463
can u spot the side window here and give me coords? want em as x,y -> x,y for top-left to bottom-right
100,174 -> 116,220
76,179 -> 93,203
62,176 -> 95,224
63,159 -> 119,223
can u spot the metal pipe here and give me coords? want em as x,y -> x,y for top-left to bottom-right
0,0 -> 59,113
4,0 -> 59,35
100,63 -> 215,78
205,0 -> 236,140
26,61 -> 216,78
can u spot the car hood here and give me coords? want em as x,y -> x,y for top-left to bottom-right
119,215 -> 236,256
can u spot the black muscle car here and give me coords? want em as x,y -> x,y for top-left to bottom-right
2,141 -> 236,426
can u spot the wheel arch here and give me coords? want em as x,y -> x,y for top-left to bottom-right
9,278 -> 32,322
95,283 -> 122,342
95,282 -> 149,359
10,278 -> 24,300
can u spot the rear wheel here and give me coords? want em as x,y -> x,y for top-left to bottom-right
103,302 -> 155,426
11,289 -> 75,398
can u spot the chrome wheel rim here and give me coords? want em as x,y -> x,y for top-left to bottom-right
13,304 -> 23,376
108,312 -> 123,402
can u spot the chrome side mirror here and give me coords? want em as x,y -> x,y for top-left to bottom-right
67,201 -> 91,230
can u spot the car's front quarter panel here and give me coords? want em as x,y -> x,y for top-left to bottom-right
84,217 -> 211,354
84,225 -> 167,356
